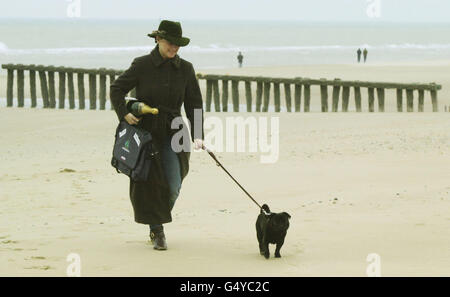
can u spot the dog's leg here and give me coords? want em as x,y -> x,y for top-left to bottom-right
274,239 -> 285,258
262,235 -> 270,259
257,234 -> 264,255
256,223 -> 264,255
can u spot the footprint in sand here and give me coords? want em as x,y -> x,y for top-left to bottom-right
1,240 -> 19,244
72,179 -> 91,198
58,236 -> 77,240
28,256 -> 46,260
24,265 -> 52,270
23,256 -> 52,271
72,181 -> 83,190
6,247 -> 37,251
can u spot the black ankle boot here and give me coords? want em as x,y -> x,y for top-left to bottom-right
150,230 -> 167,250
149,225 -> 163,245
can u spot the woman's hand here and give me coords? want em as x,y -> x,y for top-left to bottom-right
193,138 -> 204,150
124,113 -> 141,125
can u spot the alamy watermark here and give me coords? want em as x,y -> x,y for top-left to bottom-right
66,252 -> 81,277
66,0 -> 81,18
170,110 -> 280,164
366,253 -> 381,277
366,0 -> 381,18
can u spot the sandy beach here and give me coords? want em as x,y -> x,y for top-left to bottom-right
0,63 -> 449,276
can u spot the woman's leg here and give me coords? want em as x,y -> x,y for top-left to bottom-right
160,134 -> 182,211
149,134 -> 182,233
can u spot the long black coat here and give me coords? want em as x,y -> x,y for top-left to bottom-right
110,45 -> 204,225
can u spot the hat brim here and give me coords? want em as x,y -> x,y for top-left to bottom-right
147,33 -> 190,47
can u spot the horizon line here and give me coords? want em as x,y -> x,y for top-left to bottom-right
1,17 -> 450,24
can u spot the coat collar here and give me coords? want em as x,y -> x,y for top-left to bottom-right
150,45 -> 180,69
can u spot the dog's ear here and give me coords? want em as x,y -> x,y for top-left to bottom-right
282,212 -> 291,219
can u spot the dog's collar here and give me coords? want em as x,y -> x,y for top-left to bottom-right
262,209 -> 272,216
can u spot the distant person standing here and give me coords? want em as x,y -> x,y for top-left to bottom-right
357,48 -> 362,63
363,48 -> 368,63
237,51 -> 243,68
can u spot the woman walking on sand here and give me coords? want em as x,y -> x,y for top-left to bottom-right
110,20 -> 204,250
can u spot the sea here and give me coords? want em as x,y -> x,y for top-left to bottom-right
1,18 -> 450,70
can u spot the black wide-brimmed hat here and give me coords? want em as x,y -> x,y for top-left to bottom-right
148,20 -> 190,47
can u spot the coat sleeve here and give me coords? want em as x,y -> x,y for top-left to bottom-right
184,64 -> 204,141
110,58 -> 140,121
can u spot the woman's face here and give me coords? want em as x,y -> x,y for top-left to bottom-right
157,37 -> 180,59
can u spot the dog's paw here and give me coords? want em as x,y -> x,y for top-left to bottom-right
274,253 -> 281,258
264,251 -> 270,259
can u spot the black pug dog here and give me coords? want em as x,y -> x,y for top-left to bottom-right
256,204 -> 291,259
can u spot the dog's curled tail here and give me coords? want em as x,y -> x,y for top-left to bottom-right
261,204 -> 270,214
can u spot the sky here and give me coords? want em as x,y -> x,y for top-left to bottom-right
0,0 -> 449,22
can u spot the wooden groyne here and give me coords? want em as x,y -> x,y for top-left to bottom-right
197,74 -> 442,112
1,63 -> 128,110
1,63 -> 442,112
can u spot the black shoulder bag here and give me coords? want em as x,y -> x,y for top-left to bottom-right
111,121 -> 157,182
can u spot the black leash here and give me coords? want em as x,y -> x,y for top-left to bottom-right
202,145 -> 270,215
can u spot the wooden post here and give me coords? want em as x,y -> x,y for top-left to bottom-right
430,83 -> 438,112
213,80 -> 220,112
331,80 -> 340,112
418,89 -> 424,112
6,66 -> 14,107
376,87 -> 385,112
77,71 -> 85,110
99,68 -> 107,110
430,89 -> 438,112
29,66 -> 37,108
273,82 -> 280,112
37,66 -> 50,108
58,67 -> 66,109
342,86 -> 350,112
304,84 -> 311,112
109,72 -> 116,110
222,79 -> 229,112
396,89 -> 403,112
320,81 -> 328,112
406,89 -> 414,112
232,80 -> 239,112
368,87 -> 375,112
294,84 -> 301,112
263,81 -> 271,112
205,79 -> 213,112
67,69 -> 75,109
17,65 -> 25,107
89,71 -> 97,110
245,81 -> 252,112
48,67 -> 56,108
354,86 -> 362,112
284,83 -> 292,112
255,81 -> 263,112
